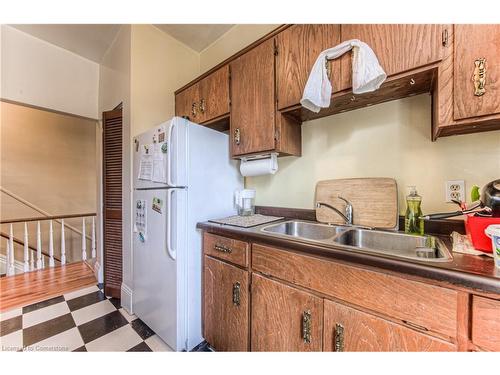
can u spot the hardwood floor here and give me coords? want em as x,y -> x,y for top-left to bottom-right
0,262 -> 96,312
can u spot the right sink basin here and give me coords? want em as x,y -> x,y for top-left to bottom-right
332,228 -> 453,262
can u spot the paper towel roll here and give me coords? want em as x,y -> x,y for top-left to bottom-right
240,154 -> 278,177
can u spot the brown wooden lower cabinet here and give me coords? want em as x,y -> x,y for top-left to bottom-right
323,300 -> 455,352
203,256 -> 249,351
251,274 -> 323,351
471,296 -> 500,351
201,231 -> 500,352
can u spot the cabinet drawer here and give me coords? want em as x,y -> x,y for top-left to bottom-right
252,244 -> 458,339
472,296 -> 500,351
203,232 -> 249,268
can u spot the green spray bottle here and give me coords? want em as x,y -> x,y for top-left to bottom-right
405,186 -> 424,235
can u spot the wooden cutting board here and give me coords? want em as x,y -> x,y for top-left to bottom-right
315,178 -> 398,229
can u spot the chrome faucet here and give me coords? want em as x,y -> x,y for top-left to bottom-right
316,196 -> 353,225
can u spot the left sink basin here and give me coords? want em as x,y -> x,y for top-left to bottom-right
261,220 -> 347,241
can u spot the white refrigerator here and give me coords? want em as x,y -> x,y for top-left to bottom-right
132,117 -> 242,351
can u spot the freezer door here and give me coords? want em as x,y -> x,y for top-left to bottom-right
132,118 -> 188,189
132,188 -> 186,351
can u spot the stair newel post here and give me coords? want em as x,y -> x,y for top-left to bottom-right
81,217 -> 87,261
60,219 -> 66,265
23,222 -> 30,272
36,221 -> 42,269
48,220 -> 55,267
91,216 -> 96,259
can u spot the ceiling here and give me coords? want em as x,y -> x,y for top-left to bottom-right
10,24 -> 122,63
9,24 -> 235,63
153,24 -> 234,52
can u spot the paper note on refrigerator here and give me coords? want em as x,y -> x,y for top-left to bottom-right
138,144 -> 153,180
151,142 -> 167,183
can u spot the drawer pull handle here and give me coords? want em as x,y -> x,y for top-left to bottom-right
199,98 -> 206,114
302,310 -> 312,344
214,244 -> 232,254
473,58 -> 486,96
191,102 -> 198,118
232,282 -> 241,306
334,323 -> 344,352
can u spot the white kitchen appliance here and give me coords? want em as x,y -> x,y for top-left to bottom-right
132,117 -> 242,351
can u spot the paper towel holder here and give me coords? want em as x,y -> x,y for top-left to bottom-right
239,152 -> 278,162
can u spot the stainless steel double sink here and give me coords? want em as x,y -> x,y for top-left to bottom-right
260,220 -> 453,262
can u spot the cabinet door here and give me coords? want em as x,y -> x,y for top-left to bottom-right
198,65 -> 230,123
251,274 -> 323,351
204,256 -> 249,351
276,24 -> 341,110
175,84 -> 200,122
230,39 -> 276,156
323,300 -> 455,352
340,25 -> 444,90
453,25 -> 500,120
471,296 -> 500,351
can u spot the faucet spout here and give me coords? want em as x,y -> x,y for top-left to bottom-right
316,202 -> 351,224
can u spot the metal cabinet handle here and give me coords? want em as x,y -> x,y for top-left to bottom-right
325,58 -> 332,80
302,310 -> 312,344
334,323 -> 344,352
232,282 -> 241,306
214,244 -> 232,254
233,128 -> 241,145
199,98 -> 206,114
191,102 -> 198,118
473,58 -> 487,96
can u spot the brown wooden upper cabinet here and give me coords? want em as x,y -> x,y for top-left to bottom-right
175,83 -> 199,121
276,24 -> 341,110
230,38 -> 301,157
175,66 -> 230,124
251,274 -> 323,351
203,256 -> 249,351
339,24 -> 444,91
453,25 -> 500,121
230,39 -> 277,156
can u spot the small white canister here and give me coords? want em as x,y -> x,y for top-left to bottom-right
485,224 -> 500,270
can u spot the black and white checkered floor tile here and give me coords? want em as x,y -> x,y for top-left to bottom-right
0,284 -> 174,352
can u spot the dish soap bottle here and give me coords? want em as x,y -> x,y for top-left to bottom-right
405,186 -> 424,235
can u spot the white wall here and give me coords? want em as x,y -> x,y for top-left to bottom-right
1,25 -> 99,119
248,94 -> 500,214
97,25 -> 132,292
130,24 -> 200,136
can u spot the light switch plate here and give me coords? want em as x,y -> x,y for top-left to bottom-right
445,180 -> 465,203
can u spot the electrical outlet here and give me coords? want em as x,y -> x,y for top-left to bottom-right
445,180 -> 465,203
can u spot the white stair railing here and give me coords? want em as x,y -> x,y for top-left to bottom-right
60,219 -> 66,265
23,222 -> 29,272
81,218 -> 87,261
0,213 -> 96,276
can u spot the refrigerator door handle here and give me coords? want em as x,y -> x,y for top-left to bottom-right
166,188 -> 176,260
166,120 -> 175,187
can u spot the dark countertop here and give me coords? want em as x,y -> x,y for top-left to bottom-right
197,218 -> 500,295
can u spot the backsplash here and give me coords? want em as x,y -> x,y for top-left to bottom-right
246,94 -> 500,215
